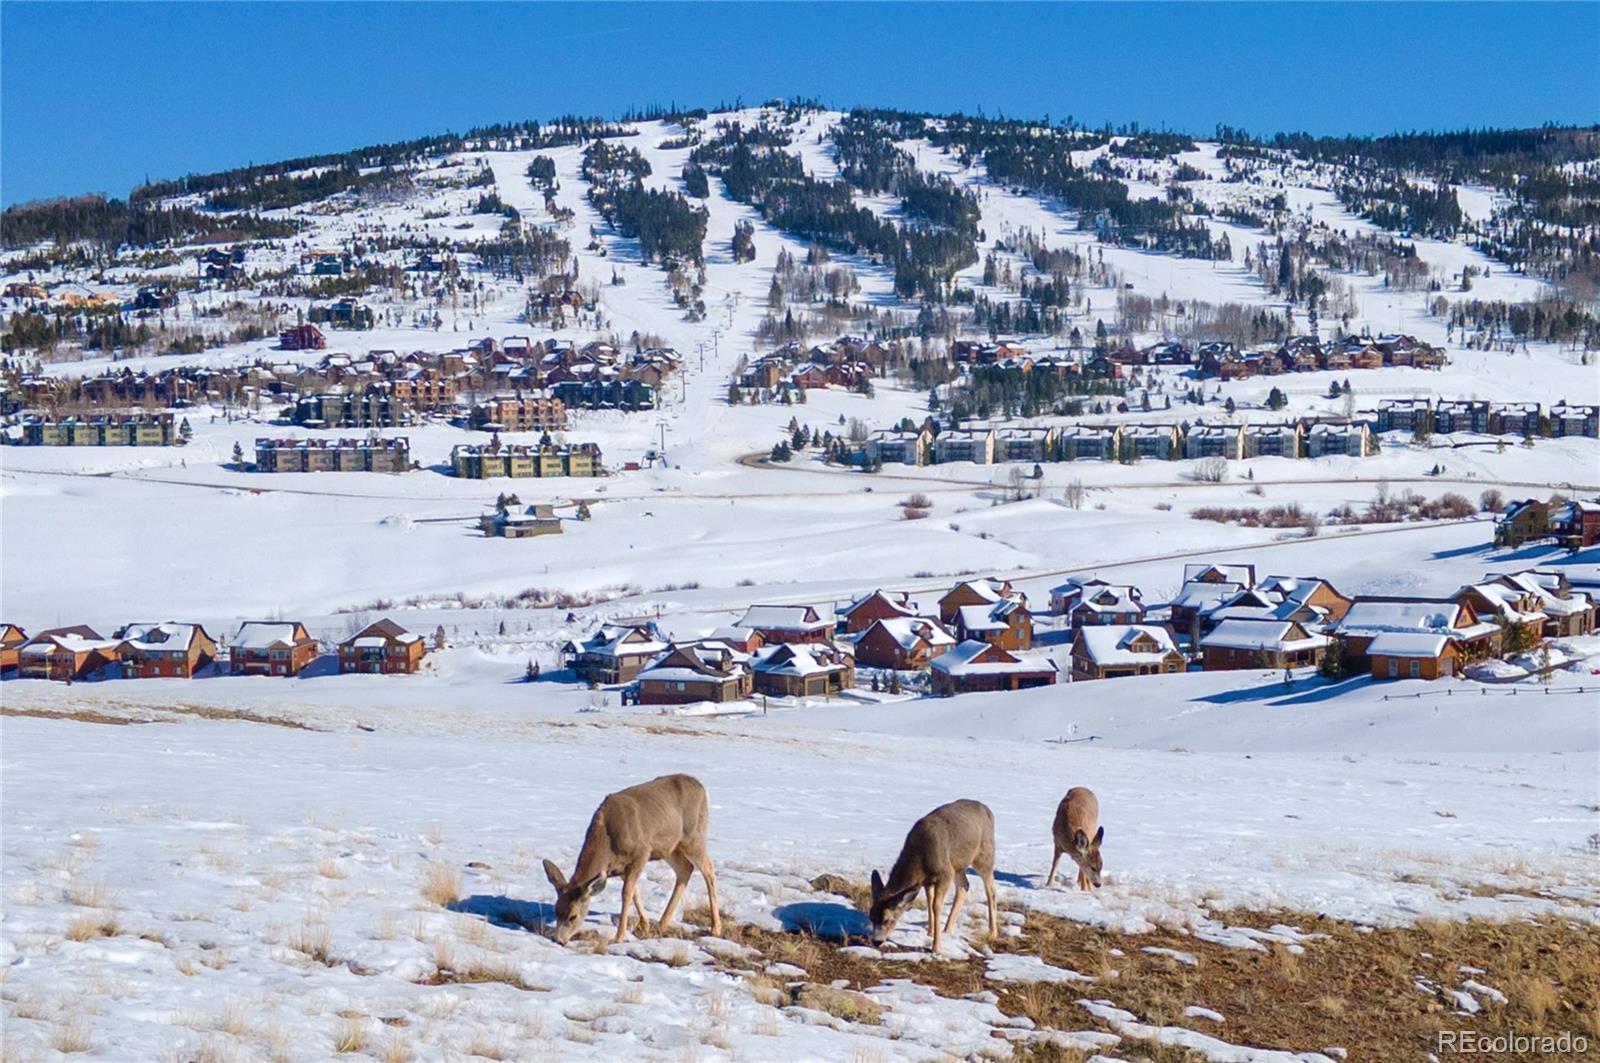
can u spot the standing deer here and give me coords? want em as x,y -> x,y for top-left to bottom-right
1046,786 -> 1103,890
868,799 -> 998,954
542,773 -> 722,945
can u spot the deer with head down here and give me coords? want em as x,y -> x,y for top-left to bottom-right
867,799 -> 998,955
543,773 -> 722,945
1046,786 -> 1103,890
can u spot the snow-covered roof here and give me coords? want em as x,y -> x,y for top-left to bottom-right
1171,581 -> 1244,609
864,616 -> 955,651
570,623 -> 667,659
956,603 -> 1007,632
232,622 -> 309,650
1075,625 -> 1179,665
752,644 -> 849,677
117,622 -> 206,653
1367,632 -> 1455,658
1200,620 -> 1328,653
930,640 -> 1054,677
738,605 -> 827,632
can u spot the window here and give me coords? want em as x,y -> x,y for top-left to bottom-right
1388,659 -> 1399,678
1410,660 -> 1420,679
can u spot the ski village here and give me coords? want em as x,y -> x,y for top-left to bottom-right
3,101 -> 1598,1062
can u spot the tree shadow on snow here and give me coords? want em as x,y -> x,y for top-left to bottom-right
773,901 -> 871,942
1194,674 -> 1368,706
993,869 -> 1037,890
450,894 -> 555,934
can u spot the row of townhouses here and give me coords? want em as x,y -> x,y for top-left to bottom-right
0,620 -> 425,682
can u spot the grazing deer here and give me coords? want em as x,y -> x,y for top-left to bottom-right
1046,786 -> 1103,890
868,799 -> 998,954
542,773 -> 722,945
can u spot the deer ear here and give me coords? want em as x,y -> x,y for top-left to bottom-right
1092,826 -> 1104,848
870,870 -> 884,900
542,859 -> 567,891
1073,829 -> 1089,851
584,875 -> 607,898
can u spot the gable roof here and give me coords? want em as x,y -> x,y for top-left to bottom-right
931,640 -> 1053,676
1075,625 -> 1180,665
1200,619 -> 1327,653
116,622 -> 212,653
232,622 -> 311,651
738,604 -> 828,631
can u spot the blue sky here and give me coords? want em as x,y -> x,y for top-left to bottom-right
4,2 -> 1597,206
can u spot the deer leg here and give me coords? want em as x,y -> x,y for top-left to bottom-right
632,887 -> 652,934
695,852 -> 722,937
657,852 -> 695,931
926,882 -> 947,955
614,865 -> 643,944
983,870 -> 998,937
1046,847 -> 1063,888
943,874 -> 968,935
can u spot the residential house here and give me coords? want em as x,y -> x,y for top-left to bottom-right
938,578 -> 1024,625
230,622 -> 319,677
1242,423 -> 1303,459
563,623 -> 670,685
338,619 -> 427,674
17,626 -> 121,681
1367,633 -> 1463,681
1185,424 -> 1244,460
1494,499 -> 1549,548
1170,563 -> 1256,635
836,590 -> 921,635
1333,597 -> 1501,669
1199,619 -> 1328,670
1549,499 -> 1600,549
1433,400 -> 1490,435
1455,582 -> 1547,652
1550,401 -> 1599,438
737,604 -> 833,644
1304,422 -> 1371,458
1050,579 -> 1145,629
930,641 -> 1058,696
1252,575 -> 1353,624
1483,571 -> 1594,639
1056,425 -> 1120,462
1122,423 -> 1182,461
635,641 -> 752,704
482,504 -> 562,538
751,642 -> 855,698
995,427 -> 1057,464
451,442 -> 602,478
468,394 -> 567,432
115,622 -> 218,679
933,428 -> 996,465
1069,625 -> 1186,681
255,437 -> 411,473
953,598 -> 1034,651
864,427 -> 933,466
0,624 -> 25,672
850,616 -> 956,671
1376,399 -> 1431,435
1488,403 -> 1542,438
279,324 -> 326,351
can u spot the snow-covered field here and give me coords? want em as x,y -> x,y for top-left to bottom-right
4,106 -> 1598,1061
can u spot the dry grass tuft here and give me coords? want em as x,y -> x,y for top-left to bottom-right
420,862 -> 460,908
65,881 -> 112,908
315,858 -> 348,880
332,1017 -> 365,1054
289,917 -> 335,966
64,911 -> 120,941
48,1017 -> 93,1054
382,1032 -> 413,1063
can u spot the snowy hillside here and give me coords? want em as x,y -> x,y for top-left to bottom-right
3,103 -> 1598,1061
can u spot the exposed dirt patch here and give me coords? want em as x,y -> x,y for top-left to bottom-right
675,896 -> 1600,1059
